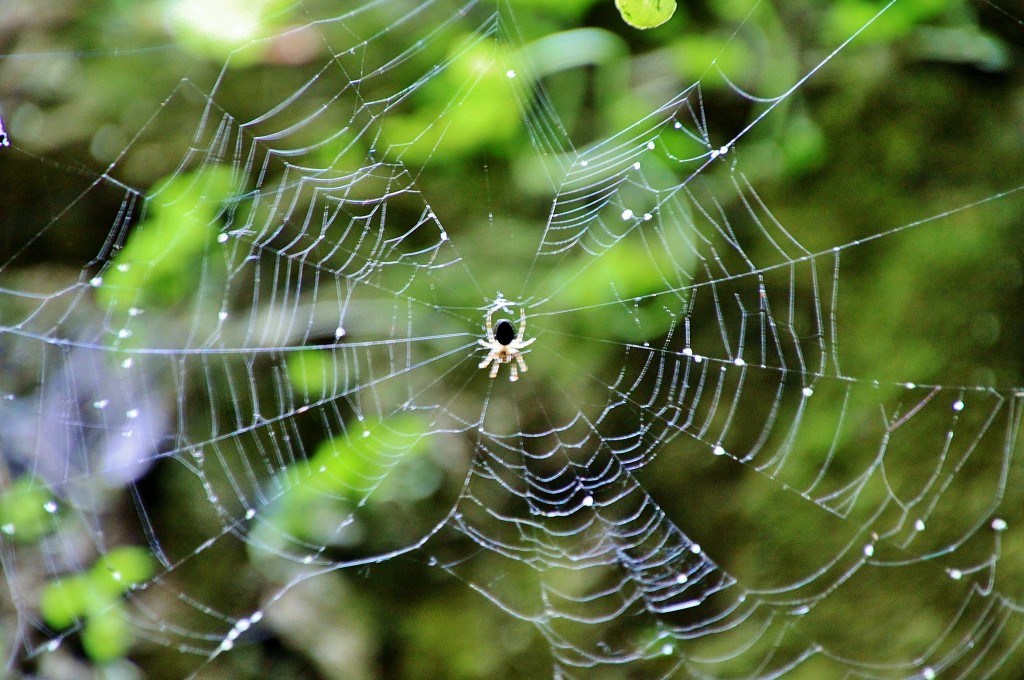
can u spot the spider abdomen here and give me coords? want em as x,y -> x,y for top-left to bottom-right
494,319 -> 516,346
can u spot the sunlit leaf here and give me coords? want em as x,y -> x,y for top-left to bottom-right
0,477 -> 56,543
81,603 -> 131,663
40,575 -> 101,630
97,166 -> 239,314
90,546 -> 158,598
614,0 -> 676,29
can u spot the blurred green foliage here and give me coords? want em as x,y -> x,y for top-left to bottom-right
97,166 -> 239,315
253,415 -> 432,551
39,547 -> 156,662
0,477 -> 57,543
615,0 -> 677,29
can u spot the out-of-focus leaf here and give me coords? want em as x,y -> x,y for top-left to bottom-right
287,349 -> 342,397
381,38 -> 522,163
81,603 -> 130,663
97,165 -> 239,314
163,0 -> 296,64
0,476 -> 56,543
256,415 -> 432,547
40,575 -> 99,630
614,0 -> 677,29
90,546 -> 158,598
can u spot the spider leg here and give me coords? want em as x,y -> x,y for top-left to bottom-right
518,308 -> 527,339
479,352 -> 494,369
485,307 -> 495,342
518,337 -> 536,349
515,353 -> 528,374
478,339 -> 491,347
508,363 -> 519,381
489,360 -> 501,379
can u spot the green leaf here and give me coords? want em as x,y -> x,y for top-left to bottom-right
90,546 -> 158,598
614,0 -> 676,29
287,349 -> 342,397
381,38 -> 522,163
259,415 -> 431,544
97,166 -> 239,314
81,603 -> 131,663
0,476 -> 56,543
164,0 -> 297,64
39,575 -> 103,630
305,415 -> 430,498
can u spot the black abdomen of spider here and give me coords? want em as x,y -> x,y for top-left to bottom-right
495,319 -> 516,346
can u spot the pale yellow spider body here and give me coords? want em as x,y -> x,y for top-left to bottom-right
478,306 -> 535,381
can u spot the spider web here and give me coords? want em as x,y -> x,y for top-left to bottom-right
2,0 -> 1024,678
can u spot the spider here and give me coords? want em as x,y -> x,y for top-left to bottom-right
478,305 -> 535,381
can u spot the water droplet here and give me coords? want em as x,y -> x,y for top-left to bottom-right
582,495 -> 594,507
914,519 -> 925,531
713,445 -> 725,456
218,311 -> 228,321
621,209 -> 634,220
43,501 -> 58,514
992,518 -> 1007,531
689,543 -> 701,555
948,568 -> 962,580
505,69 -> 516,78
90,276 -> 103,287
646,140 -> 655,150
863,544 -> 874,557
93,399 -> 109,409
952,399 -> 965,412
126,408 -> 139,419
802,387 -> 813,397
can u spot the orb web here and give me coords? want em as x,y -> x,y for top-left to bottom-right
2,0 -> 1024,678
